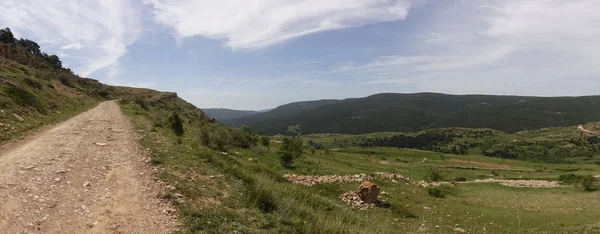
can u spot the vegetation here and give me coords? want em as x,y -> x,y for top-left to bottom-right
224,93 -> 600,135
278,137 -> 303,167
169,112 -> 184,136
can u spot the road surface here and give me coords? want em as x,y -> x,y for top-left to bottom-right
0,101 -> 176,233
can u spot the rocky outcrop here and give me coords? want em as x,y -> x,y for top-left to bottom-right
357,181 -> 380,204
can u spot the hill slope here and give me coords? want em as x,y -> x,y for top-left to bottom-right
203,108 -> 258,121
225,93 -> 600,135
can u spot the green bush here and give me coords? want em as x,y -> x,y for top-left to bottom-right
24,78 -> 42,89
581,175 -> 597,191
5,85 -> 44,112
134,97 -> 149,111
428,188 -> 445,198
558,173 -> 583,184
425,168 -> 443,182
169,112 -> 184,136
454,176 -> 467,182
259,136 -> 270,148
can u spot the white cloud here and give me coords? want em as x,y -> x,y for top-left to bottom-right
333,0 -> 600,96
144,0 -> 410,50
0,0 -> 141,78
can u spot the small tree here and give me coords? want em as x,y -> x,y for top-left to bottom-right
278,137 -> 303,167
260,136 -> 270,148
0,27 -> 15,44
169,112 -> 184,136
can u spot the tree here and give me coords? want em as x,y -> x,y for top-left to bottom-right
44,54 -> 62,69
0,27 -> 15,44
278,137 -> 303,167
17,38 -> 40,54
169,112 -> 184,136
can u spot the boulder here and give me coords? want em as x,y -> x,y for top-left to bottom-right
357,181 -> 380,204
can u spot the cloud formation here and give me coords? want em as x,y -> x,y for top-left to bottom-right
334,0 -> 600,96
144,0 -> 410,50
0,0 -> 141,79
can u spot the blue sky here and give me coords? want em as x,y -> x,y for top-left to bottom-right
1,0 -> 599,110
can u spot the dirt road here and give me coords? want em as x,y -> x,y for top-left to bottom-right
0,101 -> 176,233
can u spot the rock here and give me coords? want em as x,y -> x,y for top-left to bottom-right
83,181 -> 91,187
54,177 -> 61,182
13,113 -> 25,122
248,158 -> 260,162
0,110 -> 5,115
357,181 -> 380,204
95,142 -> 108,146
453,227 -> 466,233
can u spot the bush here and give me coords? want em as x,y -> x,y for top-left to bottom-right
169,112 -> 184,136
278,137 -> 303,168
454,176 -> 467,182
259,136 -> 270,148
558,173 -> 583,184
5,85 -> 44,112
428,188 -> 445,198
425,168 -> 443,182
581,175 -> 597,191
24,78 -> 42,90
134,97 -> 149,111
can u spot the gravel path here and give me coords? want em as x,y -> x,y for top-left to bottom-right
0,101 -> 176,233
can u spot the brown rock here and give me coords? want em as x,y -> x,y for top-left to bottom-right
357,181 -> 379,204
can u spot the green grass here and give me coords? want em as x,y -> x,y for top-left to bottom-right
120,97 -> 600,233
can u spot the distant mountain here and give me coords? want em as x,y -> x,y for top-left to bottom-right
223,93 -> 600,135
203,108 -> 259,121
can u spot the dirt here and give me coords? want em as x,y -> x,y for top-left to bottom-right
0,101 -> 177,233
449,159 -> 511,169
578,124 -> 598,134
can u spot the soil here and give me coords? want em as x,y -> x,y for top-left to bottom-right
0,101 -> 177,233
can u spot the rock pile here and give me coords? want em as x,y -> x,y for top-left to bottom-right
283,173 -> 371,186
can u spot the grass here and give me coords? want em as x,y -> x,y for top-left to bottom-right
119,96 -> 600,233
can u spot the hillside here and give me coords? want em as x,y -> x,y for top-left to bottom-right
225,93 -> 600,135
203,108 -> 259,121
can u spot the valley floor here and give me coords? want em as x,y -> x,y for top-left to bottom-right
0,101 -> 176,233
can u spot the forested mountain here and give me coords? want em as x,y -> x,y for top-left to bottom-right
224,93 -> 600,135
203,108 -> 258,121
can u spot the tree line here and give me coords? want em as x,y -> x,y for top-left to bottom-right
0,27 -> 63,70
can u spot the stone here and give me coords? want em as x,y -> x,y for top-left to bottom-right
83,181 -> 91,187
13,113 -> 25,122
357,181 -> 380,204
453,227 -> 466,233
95,142 -> 108,146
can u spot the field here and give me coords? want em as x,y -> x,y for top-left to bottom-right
120,100 -> 600,233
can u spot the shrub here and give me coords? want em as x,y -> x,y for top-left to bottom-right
454,176 -> 467,182
134,97 -> 149,111
425,168 -> 443,182
428,188 -> 445,198
581,175 -> 597,191
558,173 -> 583,184
278,137 -> 303,168
5,85 -> 44,112
24,78 -> 42,90
259,136 -> 270,148
169,112 -> 184,136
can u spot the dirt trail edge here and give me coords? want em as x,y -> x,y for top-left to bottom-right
0,101 -> 177,233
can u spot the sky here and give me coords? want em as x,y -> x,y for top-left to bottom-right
1,0 -> 599,110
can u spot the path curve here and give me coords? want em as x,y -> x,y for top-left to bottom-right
0,101 -> 176,233
578,124 -> 598,134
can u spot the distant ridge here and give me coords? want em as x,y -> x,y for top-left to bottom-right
222,92 -> 600,135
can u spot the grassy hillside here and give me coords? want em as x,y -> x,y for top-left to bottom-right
203,108 -> 259,121
304,123 -> 600,164
225,93 -> 600,135
120,96 -> 600,232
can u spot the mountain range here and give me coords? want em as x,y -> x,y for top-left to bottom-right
221,93 -> 600,135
